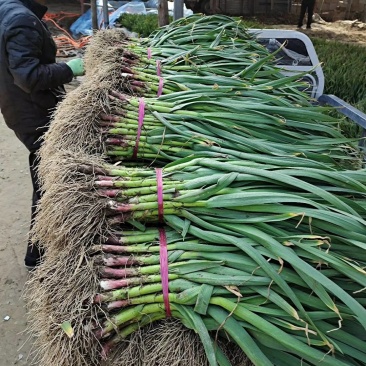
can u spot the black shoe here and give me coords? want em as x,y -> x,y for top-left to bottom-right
25,242 -> 44,270
24,255 -> 42,271
306,25 -> 311,29
25,264 -> 37,272
297,25 -> 302,29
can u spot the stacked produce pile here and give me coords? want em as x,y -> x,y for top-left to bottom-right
27,15 -> 366,366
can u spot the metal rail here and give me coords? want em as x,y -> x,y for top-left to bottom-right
318,94 -> 366,130
318,94 -> 366,150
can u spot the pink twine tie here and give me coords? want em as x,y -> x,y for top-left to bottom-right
157,77 -> 164,97
155,168 -> 171,317
156,168 -> 164,222
132,98 -> 145,159
156,60 -> 161,76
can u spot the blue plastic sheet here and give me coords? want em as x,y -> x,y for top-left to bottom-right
70,1 -> 148,36
70,8 -> 104,37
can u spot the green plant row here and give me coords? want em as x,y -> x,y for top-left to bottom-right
117,13 -> 172,37
312,38 -> 366,109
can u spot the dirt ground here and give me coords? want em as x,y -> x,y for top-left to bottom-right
0,120 -> 32,365
0,3 -> 365,366
252,11 -> 366,46
281,17 -> 366,46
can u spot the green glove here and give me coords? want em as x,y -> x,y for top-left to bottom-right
66,58 -> 85,77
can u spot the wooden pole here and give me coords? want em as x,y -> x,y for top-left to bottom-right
158,0 -> 170,26
174,0 -> 184,20
90,0 -> 98,31
102,0 -> 110,29
319,0 -> 325,13
346,0 -> 354,19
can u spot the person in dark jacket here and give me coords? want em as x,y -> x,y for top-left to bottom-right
297,0 -> 316,29
0,0 -> 85,270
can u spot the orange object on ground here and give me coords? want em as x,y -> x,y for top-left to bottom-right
44,12 -> 92,56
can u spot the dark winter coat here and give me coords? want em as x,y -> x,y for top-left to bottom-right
0,0 -> 74,151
